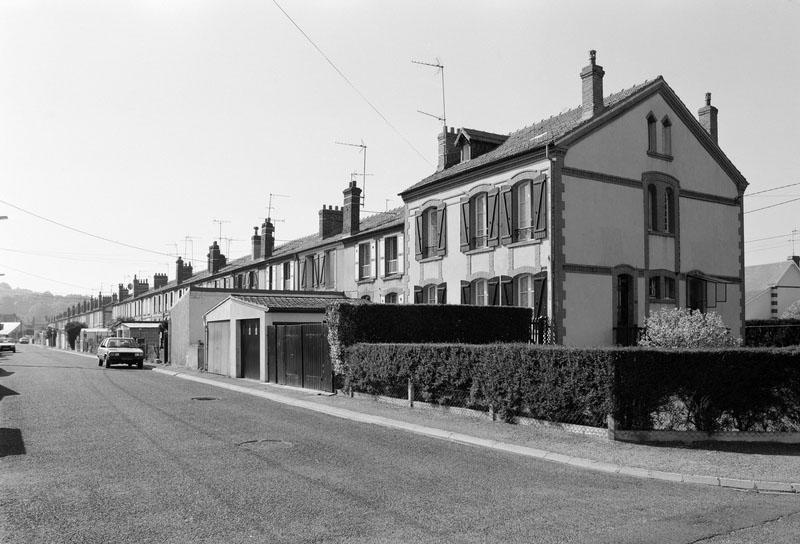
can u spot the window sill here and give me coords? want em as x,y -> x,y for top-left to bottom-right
507,238 -> 544,249
381,273 -> 403,281
418,255 -> 443,263
647,150 -> 674,162
357,278 -> 375,285
647,230 -> 676,238
464,246 -> 495,256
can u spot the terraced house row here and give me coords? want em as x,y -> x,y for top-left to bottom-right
48,51 -> 746,374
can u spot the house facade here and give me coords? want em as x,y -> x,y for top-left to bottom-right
745,257 -> 800,319
400,51 -> 747,346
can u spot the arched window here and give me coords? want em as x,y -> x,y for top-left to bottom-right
514,274 -> 535,307
664,187 -> 675,234
420,207 -> 437,258
648,185 -> 658,232
470,192 -> 488,248
516,182 -> 532,240
471,278 -> 488,306
384,292 -> 398,304
646,113 -> 657,153
661,116 -> 672,156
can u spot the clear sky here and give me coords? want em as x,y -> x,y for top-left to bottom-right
0,0 -> 798,296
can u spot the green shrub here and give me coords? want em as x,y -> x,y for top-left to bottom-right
639,308 -> 740,348
781,300 -> 800,319
746,319 -> 800,347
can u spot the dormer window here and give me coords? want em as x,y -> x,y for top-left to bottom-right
460,143 -> 471,162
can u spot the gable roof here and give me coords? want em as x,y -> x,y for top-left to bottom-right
455,128 -> 508,146
230,293 -> 351,312
745,260 -> 800,298
401,76 -> 747,200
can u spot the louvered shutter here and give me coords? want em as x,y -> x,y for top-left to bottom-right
397,233 -> 405,276
500,276 -> 513,306
488,277 -> 500,306
369,240 -> 376,278
533,175 -> 547,239
460,280 -> 471,304
289,261 -> 295,290
379,237 -> 386,277
460,197 -> 470,252
354,245 -> 361,281
534,276 -> 548,318
436,205 -> 447,257
436,282 -> 447,304
299,259 -> 307,289
487,189 -> 500,247
413,286 -> 423,304
500,188 -> 513,245
415,213 -> 424,260
275,265 -> 282,290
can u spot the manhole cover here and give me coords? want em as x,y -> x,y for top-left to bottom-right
191,396 -> 219,401
237,439 -> 293,451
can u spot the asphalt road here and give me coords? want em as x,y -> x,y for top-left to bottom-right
1,346 -> 799,544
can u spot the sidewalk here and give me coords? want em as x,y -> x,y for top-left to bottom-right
146,361 -> 800,494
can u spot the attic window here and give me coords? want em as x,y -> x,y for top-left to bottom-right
460,142 -> 471,162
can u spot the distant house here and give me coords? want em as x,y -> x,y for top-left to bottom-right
400,50 -> 747,346
745,257 -> 800,319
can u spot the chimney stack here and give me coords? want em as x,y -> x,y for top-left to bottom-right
437,126 -> 458,171
261,218 -> 275,258
580,50 -> 605,121
251,227 -> 262,260
319,205 -> 343,239
175,257 -> 193,284
153,273 -> 168,290
698,92 -> 718,143
207,241 -> 226,274
342,181 -> 361,235
132,275 -> 149,297
118,283 -> 129,302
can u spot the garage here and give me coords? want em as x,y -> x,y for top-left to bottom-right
203,292 -> 348,388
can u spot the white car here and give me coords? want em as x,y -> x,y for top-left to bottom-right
97,337 -> 144,369
0,336 -> 14,353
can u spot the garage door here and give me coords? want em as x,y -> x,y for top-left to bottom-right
207,321 -> 230,376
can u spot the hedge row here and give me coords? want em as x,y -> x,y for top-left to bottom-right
344,344 -> 800,432
745,319 -> 800,347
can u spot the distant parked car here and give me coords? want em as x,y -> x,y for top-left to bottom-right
0,336 -> 14,352
97,337 -> 144,369
19,337 -> 30,344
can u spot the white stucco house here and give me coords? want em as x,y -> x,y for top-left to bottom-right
745,257 -> 800,319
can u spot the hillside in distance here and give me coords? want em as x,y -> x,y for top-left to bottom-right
0,282 -> 86,325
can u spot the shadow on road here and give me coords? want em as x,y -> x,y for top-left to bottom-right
0,367 -> 14,377
0,383 -> 19,401
0,428 -> 26,457
643,439 -> 800,456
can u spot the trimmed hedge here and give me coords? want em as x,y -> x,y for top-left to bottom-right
344,343 -> 800,432
745,319 -> 800,347
325,302 -> 533,373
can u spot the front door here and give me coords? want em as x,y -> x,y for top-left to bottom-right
240,319 -> 260,380
687,276 -> 706,312
615,274 -> 636,345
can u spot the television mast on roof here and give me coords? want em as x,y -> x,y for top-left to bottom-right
267,193 -> 290,223
335,140 -> 369,208
412,58 -> 447,128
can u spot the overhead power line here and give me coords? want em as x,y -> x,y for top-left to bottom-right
745,182 -> 800,197
0,198 -> 204,263
744,196 -> 800,214
0,263 -> 95,292
271,0 -> 433,167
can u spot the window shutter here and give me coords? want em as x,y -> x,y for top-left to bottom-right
460,280 -> 471,304
317,254 -> 324,286
436,282 -> 447,304
500,275 -> 513,306
436,204 -> 447,256
534,276 -> 548,318
379,237 -> 386,278
413,286 -> 423,304
398,292 -> 405,304
415,213 -> 424,261
369,240 -> 376,278
533,176 -> 547,239
299,259 -> 307,289
460,197 -> 470,252
397,233 -> 405,276
379,294 -> 385,303
354,245 -> 361,280
488,277 -> 500,306
487,189 -> 500,247
275,265 -> 282,290
500,188 -> 513,244
289,261 -> 295,290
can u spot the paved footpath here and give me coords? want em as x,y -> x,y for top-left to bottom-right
52,346 -> 800,493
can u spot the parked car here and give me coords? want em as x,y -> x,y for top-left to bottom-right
19,336 -> 30,344
0,336 -> 14,352
97,337 -> 144,369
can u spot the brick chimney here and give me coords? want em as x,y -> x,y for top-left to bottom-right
342,181 -> 361,235
207,241 -> 226,274
319,205 -> 343,239
580,50 -> 605,121
175,257 -> 193,284
118,284 -> 129,302
437,126 -> 458,171
698,92 -> 718,143
132,275 -> 149,297
261,218 -> 275,258
251,227 -> 262,259
153,273 -> 168,289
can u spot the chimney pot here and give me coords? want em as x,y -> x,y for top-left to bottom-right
698,91 -> 719,143
580,49 -> 605,121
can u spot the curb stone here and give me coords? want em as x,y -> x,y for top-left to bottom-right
83,363 -> 796,495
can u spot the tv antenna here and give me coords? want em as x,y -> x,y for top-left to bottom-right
165,242 -> 179,256
212,219 -> 230,241
221,237 -> 242,256
412,58 -> 446,127
268,193 -> 290,223
183,235 -> 198,263
335,140 -> 369,207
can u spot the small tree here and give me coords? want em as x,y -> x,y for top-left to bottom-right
639,308 -> 740,348
780,299 -> 800,319
64,321 -> 87,350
